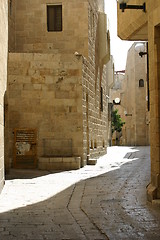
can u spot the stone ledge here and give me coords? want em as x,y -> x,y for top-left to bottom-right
87,159 -> 97,165
39,157 -> 81,170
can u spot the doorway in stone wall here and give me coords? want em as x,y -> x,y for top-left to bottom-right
13,129 -> 37,169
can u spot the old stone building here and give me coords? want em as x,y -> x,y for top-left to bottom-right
6,0 -> 110,171
117,43 -> 149,146
0,1 -> 8,193
117,0 -> 160,203
124,43 -> 149,146
106,56 -> 115,146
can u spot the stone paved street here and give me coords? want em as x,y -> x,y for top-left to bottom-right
0,146 -> 160,240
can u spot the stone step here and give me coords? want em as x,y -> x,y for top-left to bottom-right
87,159 -> 97,165
39,156 -> 81,170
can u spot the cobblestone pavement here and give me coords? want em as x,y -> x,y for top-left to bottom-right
0,146 -> 160,240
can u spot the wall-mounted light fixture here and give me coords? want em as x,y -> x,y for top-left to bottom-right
113,97 -> 121,105
135,43 -> 147,57
118,0 -> 146,13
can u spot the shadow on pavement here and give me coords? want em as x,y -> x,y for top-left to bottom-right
5,169 -> 64,180
1,146 -> 159,240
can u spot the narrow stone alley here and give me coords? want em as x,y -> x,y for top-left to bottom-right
0,146 -> 160,240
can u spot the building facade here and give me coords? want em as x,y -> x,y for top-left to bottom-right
6,0 -> 110,171
0,1 -> 8,193
117,0 -> 160,203
122,43 -> 149,146
106,56 -> 115,146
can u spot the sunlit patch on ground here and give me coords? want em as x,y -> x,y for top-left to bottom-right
0,146 -> 149,213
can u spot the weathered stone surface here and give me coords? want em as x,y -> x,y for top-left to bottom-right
111,43 -> 149,146
39,156 -> 81,170
0,1 -> 8,193
6,0 -> 109,171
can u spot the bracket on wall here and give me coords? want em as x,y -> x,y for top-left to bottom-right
118,1 -> 146,13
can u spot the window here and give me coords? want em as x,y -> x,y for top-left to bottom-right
108,103 -> 112,121
9,0 -> 12,16
47,5 -> 62,32
90,9 -> 94,37
100,87 -> 103,111
90,140 -> 93,149
139,79 -> 144,87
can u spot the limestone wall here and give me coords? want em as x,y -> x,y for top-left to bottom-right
110,43 -> 149,147
82,57 -> 108,163
8,0 -> 15,52
117,0 -> 148,40
147,2 -> 160,200
10,0 -> 89,56
7,53 -> 84,168
81,1 -> 108,162
7,0 -> 109,170
0,1 -> 8,192
124,43 -> 149,146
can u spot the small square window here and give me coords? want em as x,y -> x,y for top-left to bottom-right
47,5 -> 62,32
139,79 -> 144,87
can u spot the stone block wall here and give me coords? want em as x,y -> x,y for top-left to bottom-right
10,0 -> 89,56
6,0 -> 109,170
147,3 -> 160,200
124,47 -> 137,146
81,1 -> 108,162
134,46 -> 149,145
117,0 -> 148,41
39,157 -> 81,170
0,1 -> 8,192
7,53 -> 84,169
82,57 -> 108,162
123,43 -> 149,146
111,44 -> 149,147
8,0 -> 15,52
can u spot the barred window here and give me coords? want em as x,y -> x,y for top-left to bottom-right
47,5 -> 62,32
